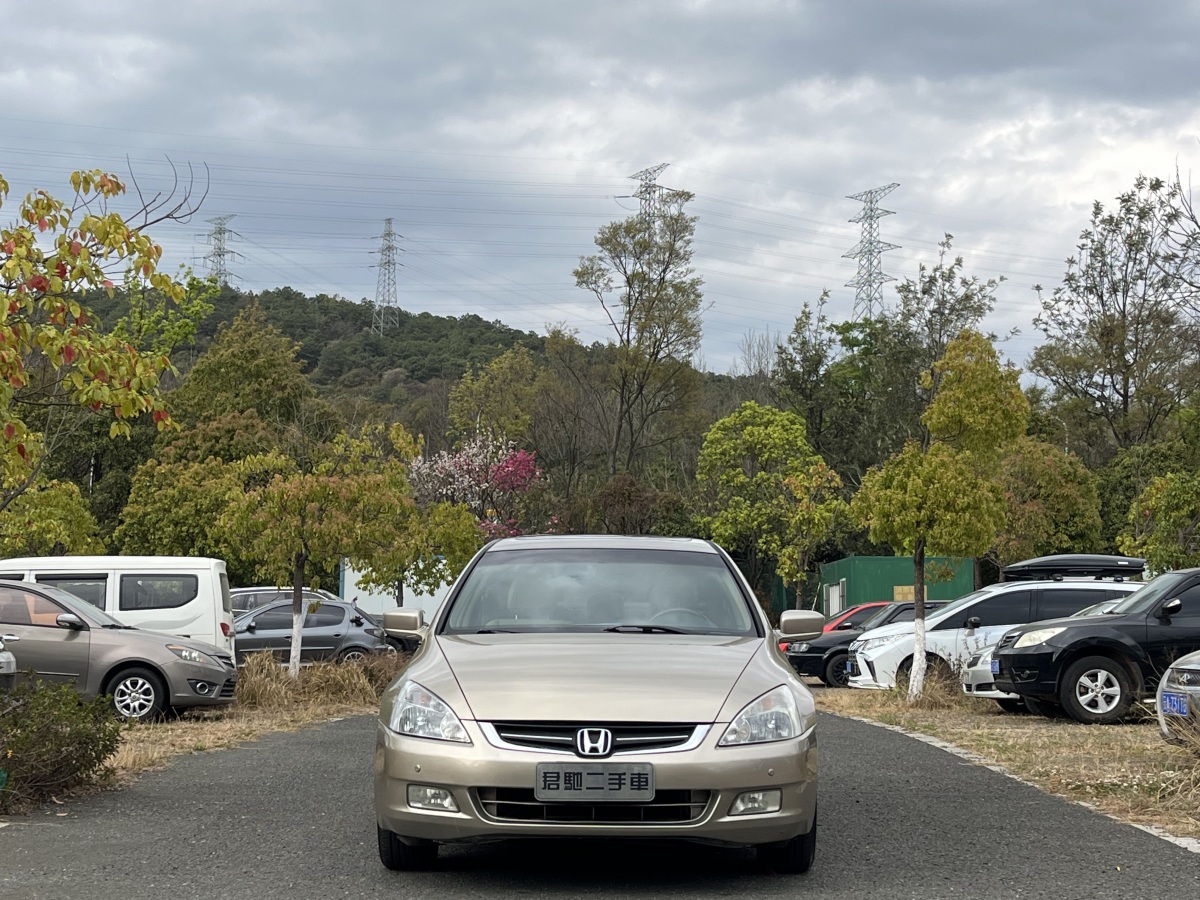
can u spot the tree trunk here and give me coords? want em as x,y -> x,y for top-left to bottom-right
394,579 -> 405,606
287,552 -> 307,678
908,538 -> 928,702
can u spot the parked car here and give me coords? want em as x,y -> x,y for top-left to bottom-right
848,555 -> 1143,691
0,579 -> 236,719
1156,647 -> 1200,747
233,599 -> 390,664
784,600 -> 947,687
0,556 -> 236,655
373,534 -> 825,872
230,585 -> 341,615
994,568 -> 1200,723
822,602 -> 889,633
962,598 -> 1129,711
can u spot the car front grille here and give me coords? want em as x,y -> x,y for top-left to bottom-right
488,722 -> 701,755
218,677 -> 237,698
995,633 -> 1019,652
475,787 -> 710,823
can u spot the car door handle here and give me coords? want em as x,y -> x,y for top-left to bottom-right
1,633 -> 19,642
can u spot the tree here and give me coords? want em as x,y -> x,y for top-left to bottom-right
220,442 -> 402,676
573,194 -> 705,475
0,479 -> 103,556
1120,471 -> 1200,572
993,436 -> 1103,566
852,330 -> 1028,700
166,303 -> 315,428
1,168 -> 208,514
1029,176 -> 1200,459
695,402 -> 844,599
448,345 -> 538,443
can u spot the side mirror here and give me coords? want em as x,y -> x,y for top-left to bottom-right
383,608 -> 425,637
56,613 -> 86,630
835,620 -> 857,630
965,616 -> 981,633
778,610 -> 824,641
1159,598 -> 1183,619
243,622 -> 257,633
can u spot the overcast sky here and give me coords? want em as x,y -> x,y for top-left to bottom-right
3,0 -> 1199,372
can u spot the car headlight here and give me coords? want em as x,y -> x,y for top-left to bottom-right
967,654 -> 982,668
167,644 -> 216,666
386,681 -> 471,743
789,642 -> 810,653
719,685 -> 805,746
860,634 -> 903,652
1166,667 -> 1200,688
1012,627 -> 1067,650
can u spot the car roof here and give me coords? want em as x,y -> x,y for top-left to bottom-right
484,535 -> 717,553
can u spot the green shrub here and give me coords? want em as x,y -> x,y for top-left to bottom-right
0,680 -> 123,813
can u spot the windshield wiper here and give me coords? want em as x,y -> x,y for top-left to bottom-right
603,624 -> 686,634
473,628 -> 519,634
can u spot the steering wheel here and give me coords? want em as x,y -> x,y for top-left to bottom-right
649,607 -> 716,627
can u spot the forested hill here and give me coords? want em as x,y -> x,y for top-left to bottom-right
90,284 -> 546,386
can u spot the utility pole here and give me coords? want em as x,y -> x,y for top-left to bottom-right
201,215 -> 240,286
372,218 -> 402,335
843,183 -> 900,320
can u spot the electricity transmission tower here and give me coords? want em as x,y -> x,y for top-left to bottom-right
201,215 -> 241,286
628,163 -> 688,218
843,183 -> 900,320
372,218 -> 402,335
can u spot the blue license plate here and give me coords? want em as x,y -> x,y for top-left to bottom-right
990,659 -> 1000,675
845,660 -> 853,672
1162,691 -> 1190,717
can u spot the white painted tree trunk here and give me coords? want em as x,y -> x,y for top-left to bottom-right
907,539 -> 928,702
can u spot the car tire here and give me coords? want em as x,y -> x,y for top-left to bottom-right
757,806 -> 816,874
994,699 -> 1026,714
1059,655 -> 1134,724
377,825 -> 438,870
107,667 -> 167,721
338,647 -> 369,665
1022,696 -> 1065,718
823,653 -> 850,688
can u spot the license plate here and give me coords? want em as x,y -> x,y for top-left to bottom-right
535,762 -> 654,801
990,659 -> 1000,675
1162,691 -> 1190,717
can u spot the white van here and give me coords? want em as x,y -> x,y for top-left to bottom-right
0,556 -> 235,654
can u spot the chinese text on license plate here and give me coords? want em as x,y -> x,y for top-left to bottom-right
535,763 -> 654,801
1161,691 -> 1190,717
990,659 -> 1000,676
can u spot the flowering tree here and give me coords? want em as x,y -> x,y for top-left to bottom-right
409,434 -> 543,536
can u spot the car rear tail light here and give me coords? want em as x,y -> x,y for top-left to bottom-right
221,622 -> 232,637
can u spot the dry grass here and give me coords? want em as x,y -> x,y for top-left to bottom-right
110,651 -> 410,781
814,683 -> 1200,839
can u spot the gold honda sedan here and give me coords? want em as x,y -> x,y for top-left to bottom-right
374,535 -> 824,873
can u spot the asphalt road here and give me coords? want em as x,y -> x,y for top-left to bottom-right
2,711 -> 1199,900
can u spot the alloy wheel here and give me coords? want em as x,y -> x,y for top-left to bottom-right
1073,668 -> 1122,714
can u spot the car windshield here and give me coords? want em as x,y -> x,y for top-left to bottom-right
441,547 -> 758,636
36,585 -> 130,628
1107,573 -> 1186,616
858,604 -> 898,630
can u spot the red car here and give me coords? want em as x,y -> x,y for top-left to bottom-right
822,601 -> 890,633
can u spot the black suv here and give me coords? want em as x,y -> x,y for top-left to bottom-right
783,601 -> 946,687
993,568 -> 1200,723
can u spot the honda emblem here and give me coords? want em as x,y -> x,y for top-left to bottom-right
575,727 -> 614,758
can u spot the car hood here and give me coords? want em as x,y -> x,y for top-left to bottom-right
854,620 -> 914,642
437,633 -> 760,722
96,626 -> 228,658
797,630 -> 860,650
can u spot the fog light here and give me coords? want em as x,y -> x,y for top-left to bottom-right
407,784 -> 459,812
188,680 -> 213,695
729,789 -> 782,816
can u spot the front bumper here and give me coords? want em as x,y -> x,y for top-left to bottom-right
784,652 -> 824,678
992,649 -> 1059,700
961,658 -> 1019,701
847,645 -> 904,690
166,660 -> 238,708
374,720 -> 818,847
1156,681 -> 1200,745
